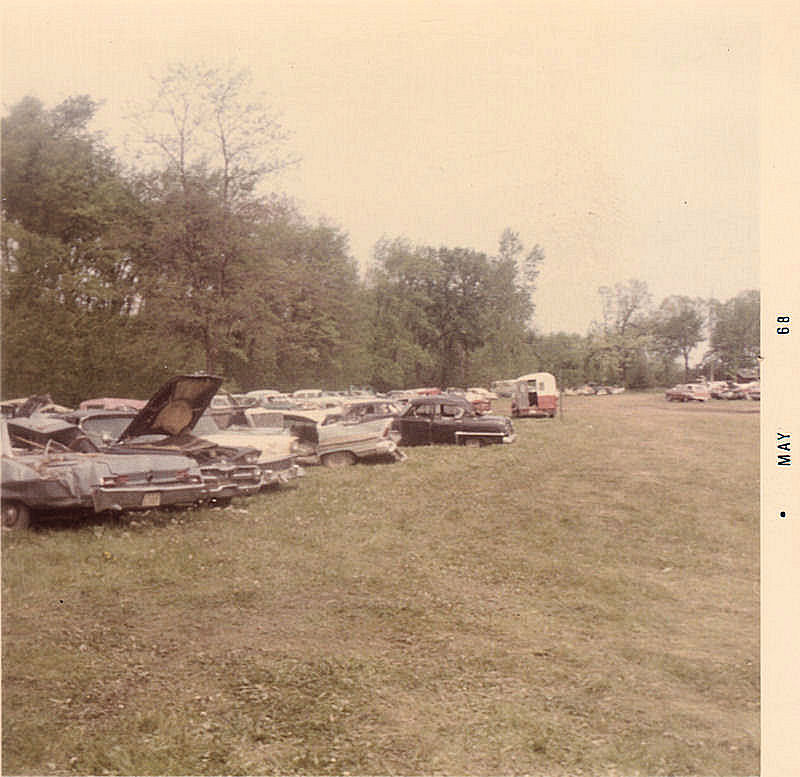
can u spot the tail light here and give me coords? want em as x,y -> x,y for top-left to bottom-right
101,474 -> 129,487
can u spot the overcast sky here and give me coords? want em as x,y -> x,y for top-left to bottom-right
2,0 -> 760,335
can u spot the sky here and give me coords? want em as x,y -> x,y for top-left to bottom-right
1,0 -> 761,335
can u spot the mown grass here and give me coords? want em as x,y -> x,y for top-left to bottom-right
2,393 -> 759,775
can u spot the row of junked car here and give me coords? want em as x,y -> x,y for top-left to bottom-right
664,381 -> 761,402
1,375 -> 517,530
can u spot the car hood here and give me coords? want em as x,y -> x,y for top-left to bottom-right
200,429 -> 297,459
118,375 -> 223,442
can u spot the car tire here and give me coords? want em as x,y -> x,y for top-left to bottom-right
2,501 -> 31,531
322,451 -> 357,468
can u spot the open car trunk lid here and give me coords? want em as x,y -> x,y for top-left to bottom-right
118,375 -> 223,442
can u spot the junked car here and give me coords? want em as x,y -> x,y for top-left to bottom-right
1,394 -> 72,418
193,409 -> 303,486
446,388 -> 492,414
2,418 -> 206,529
62,375 -> 263,503
664,383 -> 711,402
395,395 -> 516,447
245,389 -> 284,405
281,408 -> 404,467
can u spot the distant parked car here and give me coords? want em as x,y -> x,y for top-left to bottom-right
245,389 -> 285,405
1,395 -> 72,417
720,386 -> 749,400
665,384 -> 710,402
209,392 -> 237,428
395,395 -> 516,447
490,379 -> 516,398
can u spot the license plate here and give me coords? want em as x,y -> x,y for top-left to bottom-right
142,492 -> 161,507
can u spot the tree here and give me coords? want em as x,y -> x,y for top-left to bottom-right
652,295 -> 706,382
260,205 -> 368,390
128,64 -> 297,376
497,227 -> 544,324
1,96 -> 146,403
530,332 -> 589,388
588,279 -> 652,387
705,290 -> 760,379
368,233 -> 542,389
474,229 -> 543,381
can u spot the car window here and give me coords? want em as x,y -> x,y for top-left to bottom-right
247,411 -> 284,429
80,416 -> 133,444
411,404 -> 436,417
440,404 -> 464,418
194,413 -> 221,435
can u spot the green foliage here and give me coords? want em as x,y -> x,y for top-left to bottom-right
705,290 -> 760,379
261,208 -> 369,390
368,231 -> 542,389
1,87 -> 760,402
1,97 -> 150,404
529,332 -> 588,387
652,296 -> 706,382
586,280 -> 653,387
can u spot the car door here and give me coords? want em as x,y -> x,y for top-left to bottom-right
431,402 -> 466,444
400,404 -> 434,445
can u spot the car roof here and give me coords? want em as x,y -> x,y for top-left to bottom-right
65,409 -> 136,419
408,394 -> 472,407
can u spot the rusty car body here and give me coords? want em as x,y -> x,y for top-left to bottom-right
61,375 -> 263,502
2,418 -> 206,529
192,409 -> 304,486
280,408 -> 404,467
664,383 -> 711,402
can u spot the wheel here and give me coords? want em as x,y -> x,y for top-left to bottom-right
2,501 -> 31,531
321,451 -> 357,468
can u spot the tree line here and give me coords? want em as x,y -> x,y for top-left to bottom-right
1,67 -> 759,405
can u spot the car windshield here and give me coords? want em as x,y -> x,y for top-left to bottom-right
80,416 -> 134,445
194,412 -> 221,436
441,404 -> 467,417
245,411 -> 285,429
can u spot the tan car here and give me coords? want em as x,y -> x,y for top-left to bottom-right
281,409 -> 405,467
664,383 -> 711,402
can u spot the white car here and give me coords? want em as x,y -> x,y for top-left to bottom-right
193,410 -> 304,486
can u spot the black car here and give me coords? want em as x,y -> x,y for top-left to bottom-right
394,395 -> 516,447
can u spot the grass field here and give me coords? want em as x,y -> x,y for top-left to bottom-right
1,392 -> 759,776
